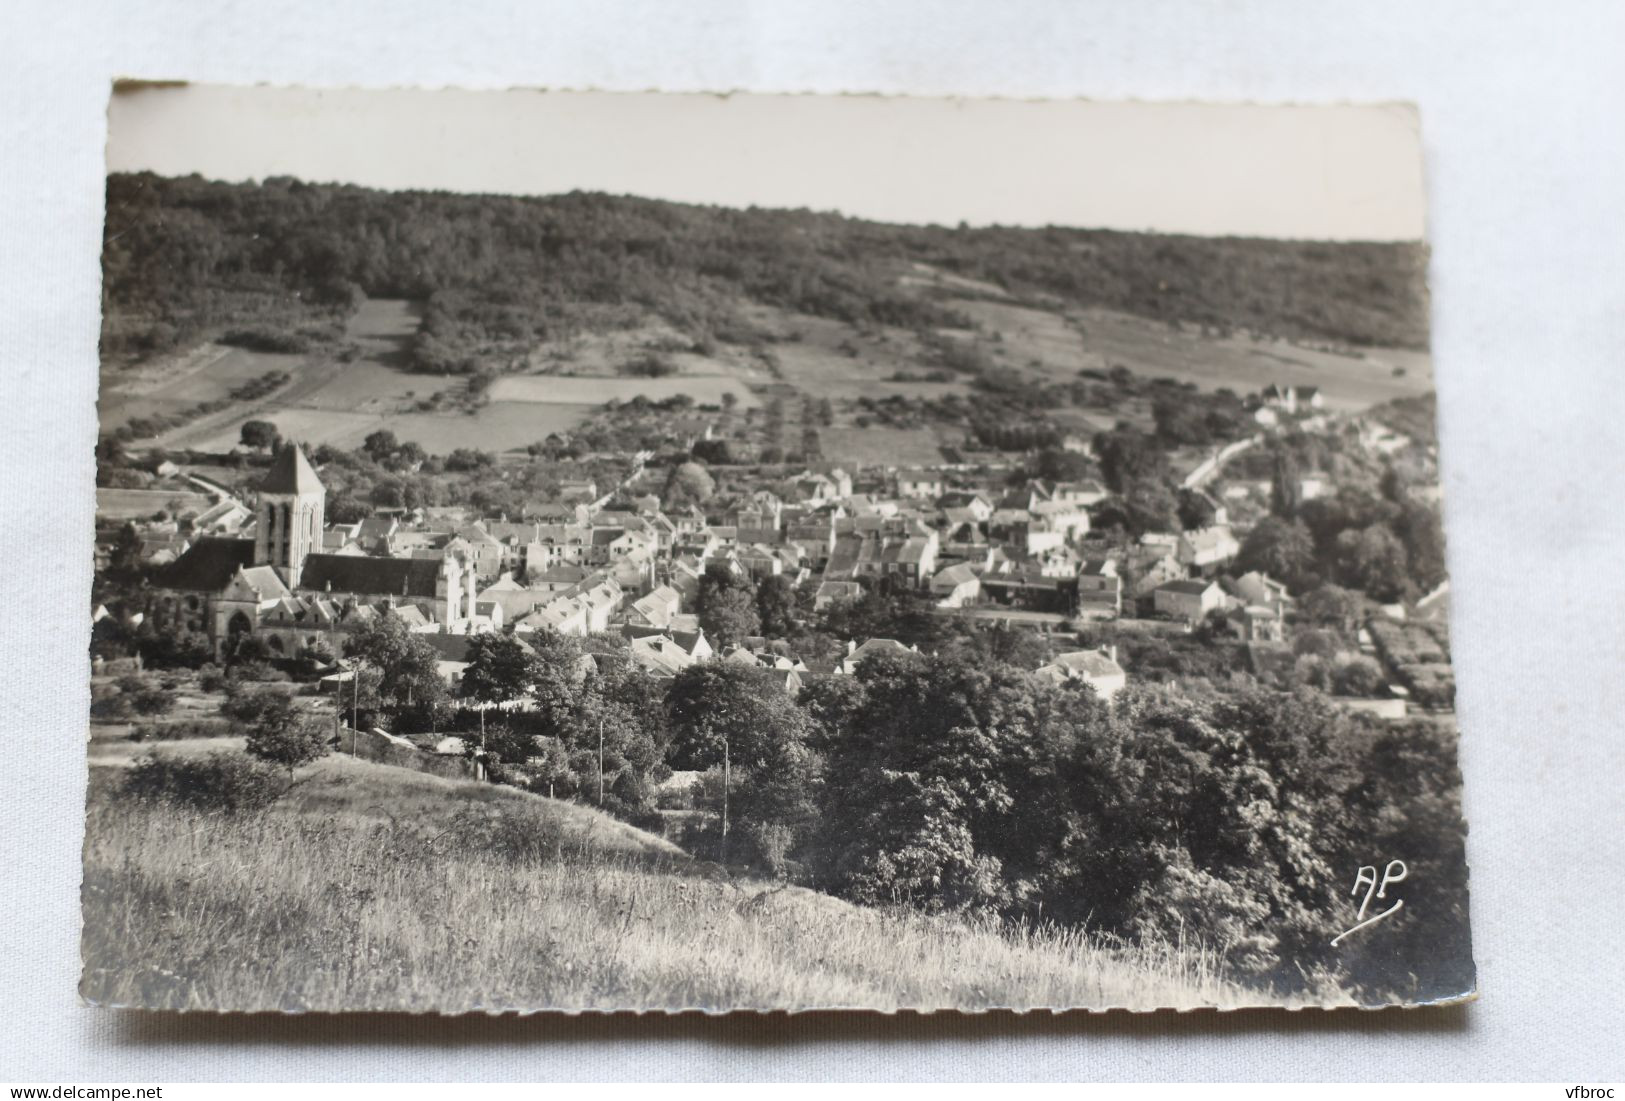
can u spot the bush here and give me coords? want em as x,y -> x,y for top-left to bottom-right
119,751 -> 285,814
129,685 -> 177,716
89,692 -> 132,721
447,805 -> 568,866
230,660 -> 291,683
220,684 -> 294,725
221,328 -> 311,354
1332,655 -> 1387,698
621,352 -> 678,378
244,707 -> 331,777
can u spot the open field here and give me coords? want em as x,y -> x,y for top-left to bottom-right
81,748 -> 1270,1013
752,309 -> 979,400
489,374 -> 758,408
527,321 -> 769,384
327,403 -> 587,453
94,487 -> 215,521
1071,306 -> 1433,411
944,297 -> 1100,382
104,297 -> 776,456
109,300 -> 588,455
818,426 -> 947,467
98,345 -> 304,433
938,297 -> 1433,413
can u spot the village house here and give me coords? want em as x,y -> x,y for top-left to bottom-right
929,562 -> 981,608
936,491 -> 994,523
836,637 -> 920,675
473,574 -> 557,625
1126,549 -> 1185,599
1261,383 -> 1324,415
1076,558 -> 1123,616
895,469 -> 946,499
1177,525 -> 1241,570
1153,577 -> 1227,623
1030,498 -> 1090,540
193,497 -> 253,535
979,564 -> 1075,613
626,633 -> 700,678
1035,647 -> 1128,701
1050,480 -> 1109,509
625,584 -> 682,629
814,579 -> 863,612
1233,571 -> 1293,612
1228,603 -> 1286,643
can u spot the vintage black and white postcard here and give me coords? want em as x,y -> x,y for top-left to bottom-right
84,85 -> 1471,1013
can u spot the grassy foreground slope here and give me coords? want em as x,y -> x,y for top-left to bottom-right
82,753 -> 1276,1013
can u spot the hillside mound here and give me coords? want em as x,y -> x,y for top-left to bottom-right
82,749 -> 1272,1012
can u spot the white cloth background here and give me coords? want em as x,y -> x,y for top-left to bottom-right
1,0 -> 1622,1082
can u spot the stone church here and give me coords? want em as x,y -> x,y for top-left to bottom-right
150,444 -> 479,659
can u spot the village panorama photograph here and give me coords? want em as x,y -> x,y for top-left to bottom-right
83,86 -> 1471,1013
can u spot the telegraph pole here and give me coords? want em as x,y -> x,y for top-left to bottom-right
597,714 -> 605,804
720,735 -> 730,866
350,660 -> 360,754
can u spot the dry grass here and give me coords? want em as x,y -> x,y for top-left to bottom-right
82,753 -> 1277,1013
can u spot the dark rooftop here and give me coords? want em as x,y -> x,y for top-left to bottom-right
152,537 -> 255,592
300,554 -> 442,599
259,444 -> 324,496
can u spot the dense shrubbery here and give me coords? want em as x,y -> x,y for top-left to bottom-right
120,751 -> 286,814
801,654 -> 1467,994
1150,383 -> 1252,448
457,634 -> 1456,998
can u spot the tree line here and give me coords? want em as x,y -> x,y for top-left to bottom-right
101,173 -> 1431,377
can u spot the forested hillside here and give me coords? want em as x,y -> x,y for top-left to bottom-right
100,172 -> 1430,372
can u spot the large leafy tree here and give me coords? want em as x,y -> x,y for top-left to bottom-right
811,650 -> 1095,913
663,460 -> 714,506
1093,424 -> 1168,494
1335,523 -> 1412,603
567,649 -> 671,809
1299,582 -> 1365,632
754,573 -> 799,639
106,522 -> 145,582
666,663 -> 807,772
1236,516 -> 1316,591
239,419 -> 281,452
458,632 -> 537,705
342,614 -> 445,715
665,662 -> 818,856
1394,501 -> 1447,592
695,562 -> 759,648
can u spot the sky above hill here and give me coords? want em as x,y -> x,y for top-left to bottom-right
107,85 -> 1426,241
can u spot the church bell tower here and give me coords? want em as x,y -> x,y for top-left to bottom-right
253,443 -> 325,588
